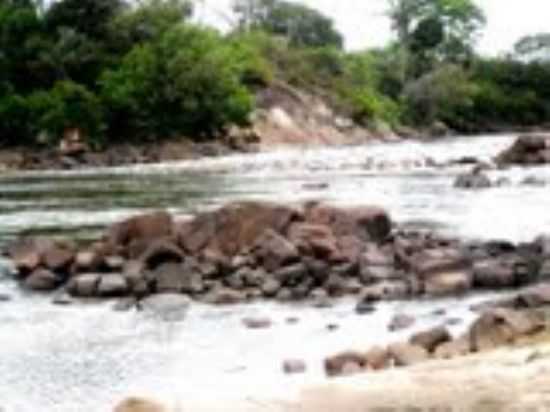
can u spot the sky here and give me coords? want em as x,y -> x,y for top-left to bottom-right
194,0 -> 550,56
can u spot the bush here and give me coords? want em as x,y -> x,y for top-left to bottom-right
100,24 -> 254,141
27,80 -> 104,144
0,93 -> 34,147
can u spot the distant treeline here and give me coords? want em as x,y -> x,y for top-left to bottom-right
1,0 -> 550,147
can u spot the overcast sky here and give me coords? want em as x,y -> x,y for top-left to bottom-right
194,0 -> 549,55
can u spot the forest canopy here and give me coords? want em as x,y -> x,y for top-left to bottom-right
1,0 -> 549,147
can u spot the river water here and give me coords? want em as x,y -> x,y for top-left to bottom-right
0,133 -> 548,411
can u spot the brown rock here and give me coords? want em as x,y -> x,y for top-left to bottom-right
204,288 -> 247,305
114,397 -> 167,412
434,337 -> 471,360
177,202 -> 301,257
140,239 -> 184,269
305,203 -> 391,242
42,245 -> 74,272
242,317 -> 272,329
97,274 -> 129,297
151,261 -> 203,294
424,270 -> 472,296
324,351 -> 366,377
359,280 -> 409,302
364,346 -> 390,370
8,237 -> 54,274
74,250 -> 102,271
287,223 -> 339,259
388,342 -> 429,367
410,326 -> 452,352
107,211 -> 173,249
473,259 -> 516,288
24,268 -> 59,291
469,308 -> 545,352
254,229 -> 299,272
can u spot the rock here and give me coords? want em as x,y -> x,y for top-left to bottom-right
410,326 -> 452,352
473,257 -> 535,288
282,359 -> 307,374
0,293 -> 12,302
204,288 -> 246,305
496,134 -> 550,166
521,176 -> 546,187
52,292 -> 73,306
7,237 -> 54,274
515,283 -> 550,308
67,273 -> 101,297
364,346 -> 390,370
97,274 -> 129,297
151,262 -> 203,294
113,298 -> 137,312
261,277 -> 282,297
254,229 -> 300,272
324,351 -> 366,377
24,268 -> 59,291
139,293 -> 190,321
358,280 -> 409,302
104,255 -> 126,271
388,314 -> 416,332
140,239 -> 184,270
107,211 -> 174,250
424,270 -> 472,296
409,247 -> 470,276
242,317 -> 272,329
74,250 -> 102,271
42,245 -> 74,272
274,262 -> 307,286
305,203 -> 391,242
454,170 -> 491,189
114,397 -> 168,412
355,301 -> 376,315
287,223 -> 339,259
388,342 -> 429,367
469,308 -> 545,352
177,201 -> 300,256
434,337 -> 471,359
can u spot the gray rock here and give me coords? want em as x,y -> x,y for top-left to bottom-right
68,273 -> 101,297
454,171 -> 491,189
261,277 -> 281,297
24,268 -> 59,291
282,359 -> 307,374
274,263 -> 307,286
97,274 -> 128,297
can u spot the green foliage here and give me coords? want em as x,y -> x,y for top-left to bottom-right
27,80 -> 104,144
100,25 -> 253,140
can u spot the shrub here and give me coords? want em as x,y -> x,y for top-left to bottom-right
27,80 -> 104,144
100,24 -> 254,141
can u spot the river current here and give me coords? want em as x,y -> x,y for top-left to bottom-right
0,134 -> 547,411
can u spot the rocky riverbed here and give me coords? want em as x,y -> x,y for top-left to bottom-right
2,133 -> 550,412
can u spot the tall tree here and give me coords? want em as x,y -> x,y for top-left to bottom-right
232,0 -> 343,49
388,0 -> 486,79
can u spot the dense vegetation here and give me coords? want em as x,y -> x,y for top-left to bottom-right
1,0 -> 550,148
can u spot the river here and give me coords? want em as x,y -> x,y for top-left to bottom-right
0,133 -> 547,411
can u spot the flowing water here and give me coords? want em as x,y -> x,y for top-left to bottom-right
0,133 -> 548,411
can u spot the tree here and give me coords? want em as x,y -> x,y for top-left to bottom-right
388,0 -> 486,78
514,33 -> 550,61
100,24 -> 253,140
232,0 -> 343,48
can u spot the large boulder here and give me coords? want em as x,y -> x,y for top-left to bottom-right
140,239 -> 184,270
434,337 -> 471,360
7,237 -> 55,274
424,270 -> 472,296
473,256 -> 538,288
176,201 -> 301,257
304,203 -> 391,242
469,308 -> 544,352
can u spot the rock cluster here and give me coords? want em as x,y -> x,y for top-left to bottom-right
325,306 -> 546,377
3,201 -> 550,309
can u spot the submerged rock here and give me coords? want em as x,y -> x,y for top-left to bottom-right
453,170 -> 491,189
138,293 -> 190,321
